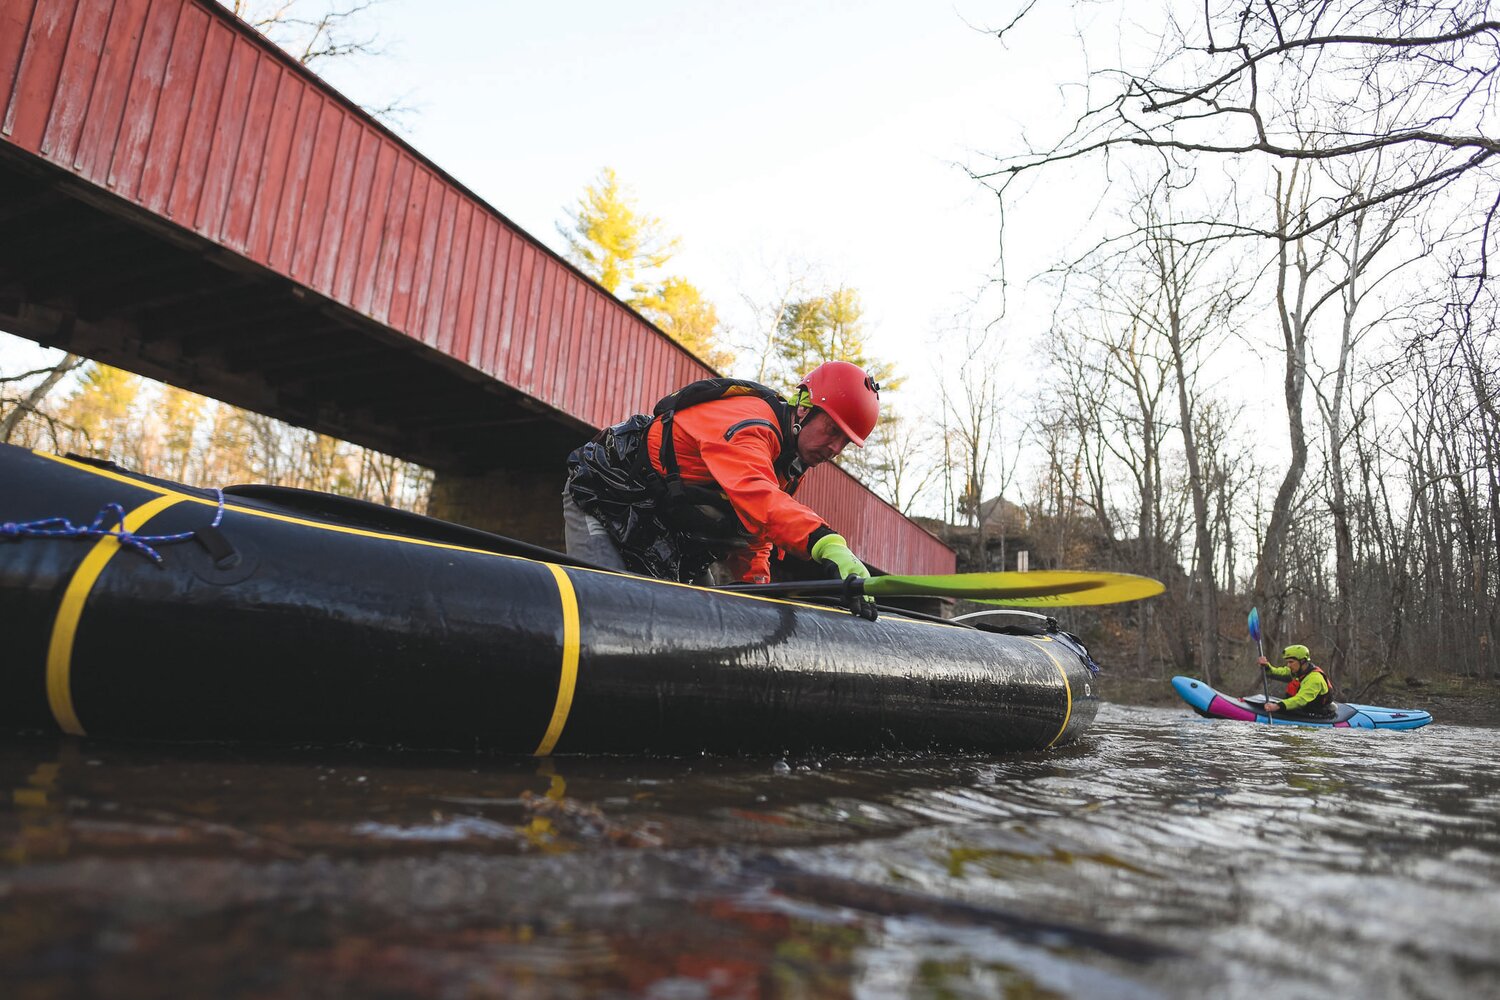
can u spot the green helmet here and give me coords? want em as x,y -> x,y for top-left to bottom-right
1282,644 -> 1311,662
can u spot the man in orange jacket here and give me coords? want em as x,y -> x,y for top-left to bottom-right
563,361 -> 880,585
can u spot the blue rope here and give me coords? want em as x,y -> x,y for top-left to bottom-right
0,490 -> 226,566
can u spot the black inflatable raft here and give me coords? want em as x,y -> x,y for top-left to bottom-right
0,445 -> 1098,755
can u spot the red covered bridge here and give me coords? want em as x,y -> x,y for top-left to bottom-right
0,0 -> 953,574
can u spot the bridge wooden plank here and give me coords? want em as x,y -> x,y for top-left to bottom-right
436,198 -> 476,357
612,304 -> 635,415
288,96 -> 344,283
266,84 -> 322,272
507,245 -> 535,389
384,160 -> 424,328
165,15 -> 232,225
467,222 -> 496,371
380,158 -> 419,327
562,290 -> 594,416
106,0 -> 177,195
630,312 -> 651,411
525,250 -> 555,389
553,277 -> 580,407
72,0 -> 151,180
546,276 -> 571,407
192,30 -> 256,240
461,218 -> 496,369
368,152 -> 414,325
477,228 -> 505,376
648,328 -> 667,406
136,0 -> 205,215
241,68 -> 300,262
216,45 -> 276,250
421,186 -> 461,348
413,183 -> 448,345
499,238 -> 531,384
0,0 -> 39,125
39,0 -> 108,163
328,124 -> 377,302
363,148 -> 411,322
347,139 -> 396,317
570,299 -> 594,419
5,0 -> 73,149
480,226 -> 515,376
309,112 -> 362,291
537,258 -> 565,401
505,241 -> 534,387
450,204 -> 485,364
594,303 -> 618,424
401,166 -> 441,334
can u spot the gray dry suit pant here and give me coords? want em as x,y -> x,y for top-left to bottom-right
560,492 -> 734,585
561,492 -> 629,571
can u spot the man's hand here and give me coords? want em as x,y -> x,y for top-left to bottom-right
1265,700 -> 1281,713
1257,655 -> 1271,668
810,533 -> 870,580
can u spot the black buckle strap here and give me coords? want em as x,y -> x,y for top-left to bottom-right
842,576 -> 877,621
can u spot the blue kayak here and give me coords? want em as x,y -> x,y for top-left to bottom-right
1172,676 -> 1432,730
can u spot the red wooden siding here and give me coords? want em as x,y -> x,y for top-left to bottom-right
0,0 -> 954,574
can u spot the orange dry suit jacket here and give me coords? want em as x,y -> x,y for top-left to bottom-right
644,394 -> 831,583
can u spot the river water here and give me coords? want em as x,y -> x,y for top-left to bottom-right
2,702 -> 1497,999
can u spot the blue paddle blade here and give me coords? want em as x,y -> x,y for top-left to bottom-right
1248,607 -> 1261,643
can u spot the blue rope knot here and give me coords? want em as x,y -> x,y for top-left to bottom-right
0,490 -> 226,566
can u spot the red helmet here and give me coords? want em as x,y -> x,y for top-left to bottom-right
797,361 -> 880,446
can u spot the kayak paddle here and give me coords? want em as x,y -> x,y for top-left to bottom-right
1249,606 -> 1270,703
723,570 -> 1165,607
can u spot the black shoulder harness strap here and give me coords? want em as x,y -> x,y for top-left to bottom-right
652,378 -> 799,499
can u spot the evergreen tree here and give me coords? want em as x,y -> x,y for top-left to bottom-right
769,286 -> 899,393
558,168 -> 736,371
557,167 -> 677,298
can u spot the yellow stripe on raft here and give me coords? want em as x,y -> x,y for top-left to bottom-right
533,563 -> 581,756
1024,635 -> 1074,749
46,494 -> 184,736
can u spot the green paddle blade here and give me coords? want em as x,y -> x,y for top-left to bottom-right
864,570 -> 1165,606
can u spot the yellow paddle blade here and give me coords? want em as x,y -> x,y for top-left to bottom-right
864,570 -> 1165,606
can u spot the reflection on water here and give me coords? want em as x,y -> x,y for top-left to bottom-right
2,704 -> 1498,998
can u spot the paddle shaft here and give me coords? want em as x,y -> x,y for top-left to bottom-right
717,576 -> 1100,601
721,578 -> 866,598
719,569 -> 1165,604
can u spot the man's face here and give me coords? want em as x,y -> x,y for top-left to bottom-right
796,410 -> 853,467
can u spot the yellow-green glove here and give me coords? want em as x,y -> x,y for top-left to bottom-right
810,533 -> 869,580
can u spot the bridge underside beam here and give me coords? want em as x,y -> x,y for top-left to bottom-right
0,147 -> 593,476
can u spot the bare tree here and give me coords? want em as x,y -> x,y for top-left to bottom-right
939,327 -> 1019,571
0,354 -> 83,443
980,3 -> 1499,247
844,411 -> 944,516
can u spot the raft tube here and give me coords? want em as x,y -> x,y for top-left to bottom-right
1171,676 -> 1431,730
0,445 -> 1099,755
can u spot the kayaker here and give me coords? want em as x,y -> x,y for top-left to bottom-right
562,360 -> 880,586
1257,644 -> 1335,717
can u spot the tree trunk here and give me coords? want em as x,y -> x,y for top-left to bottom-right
0,354 -> 82,443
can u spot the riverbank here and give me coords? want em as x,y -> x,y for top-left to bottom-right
1099,671 -> 1500,728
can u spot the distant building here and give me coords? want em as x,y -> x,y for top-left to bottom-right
975,495 -> 1028,535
